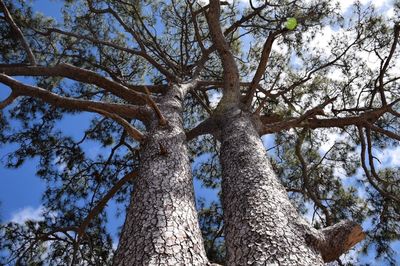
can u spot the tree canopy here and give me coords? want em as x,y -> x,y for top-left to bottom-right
0,0 -> 399,265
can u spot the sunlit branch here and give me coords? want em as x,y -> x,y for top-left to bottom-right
192,1 -> 268,78
0,74 -> 149,121
205,0 -> 241,111
0,63 -> 148,105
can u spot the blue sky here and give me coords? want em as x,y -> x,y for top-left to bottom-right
1,0 -> 399,265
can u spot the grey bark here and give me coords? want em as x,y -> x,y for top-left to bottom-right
220,112 -> 324,265
218,112 -> 364,265
113,85 -> 209,265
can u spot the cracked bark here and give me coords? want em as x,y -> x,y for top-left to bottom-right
113,85 -> 209,265
219,113 -> 364,265
204,1 -> 364,263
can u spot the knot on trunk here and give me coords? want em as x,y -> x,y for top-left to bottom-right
305,220 -> 365,262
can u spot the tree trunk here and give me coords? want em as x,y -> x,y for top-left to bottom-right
219,113 -> 363,265
113,86 -> 209,265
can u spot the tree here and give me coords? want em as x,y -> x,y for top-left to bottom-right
0,0 -> 399,265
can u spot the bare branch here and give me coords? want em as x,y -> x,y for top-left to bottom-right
40,27 -> 143,55
259,99 -> 399,134
86,0 -> 178,82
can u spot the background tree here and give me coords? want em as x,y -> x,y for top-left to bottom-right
0,0 -> 399,265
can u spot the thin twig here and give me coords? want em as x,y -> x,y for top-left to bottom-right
0,0 -> 36,65
88,107 -> 145,142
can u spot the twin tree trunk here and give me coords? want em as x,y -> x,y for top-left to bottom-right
113,86 -> 209,265
220,114 -> 324,265
218,113 -> 364,265
113,90 -> 364,264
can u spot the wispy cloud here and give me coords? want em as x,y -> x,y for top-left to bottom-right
10,205 -> 46,224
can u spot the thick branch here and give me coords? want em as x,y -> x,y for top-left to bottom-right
260,100 -> 398,134
186,117 -> 219,141
0,63 -> 148,105
244,30 -> 282,107
205,0 -> 241,111
0,74 -> 149,121
307,220 -> 365,262
0,92 -> 17,109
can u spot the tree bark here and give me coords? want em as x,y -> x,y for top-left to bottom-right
113,85 -> 209,265
218,112 -> 364,265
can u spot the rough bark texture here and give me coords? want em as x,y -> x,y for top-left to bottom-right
219,112 -> 325,265
316,220 -> 365,262
113,86 -> 209,265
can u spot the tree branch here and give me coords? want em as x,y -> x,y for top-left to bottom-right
306,220 -> 365,262
87,107 -> 145,142
0,74 -> 150,121
0,0 -> 36,65
205,0 -> 241,112
373,24 -> 400,106
244,30 -> 283,107
77,171 -> 137,237
295,129 -> 333,226
144,86 -> 167,126
0,92 -> 17,109
0,63 -> 148,105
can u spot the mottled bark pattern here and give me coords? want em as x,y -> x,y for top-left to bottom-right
220,113 -> 324,265
113,87 -> 209,265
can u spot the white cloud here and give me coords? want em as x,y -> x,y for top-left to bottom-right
337,0 -> 391,13
207,90 -> 222,107
376,145 -> 400,168
319,132 -> 343,154
10,205 -> 46,224
337,0 -> 355,13
386,7 -> 395,18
